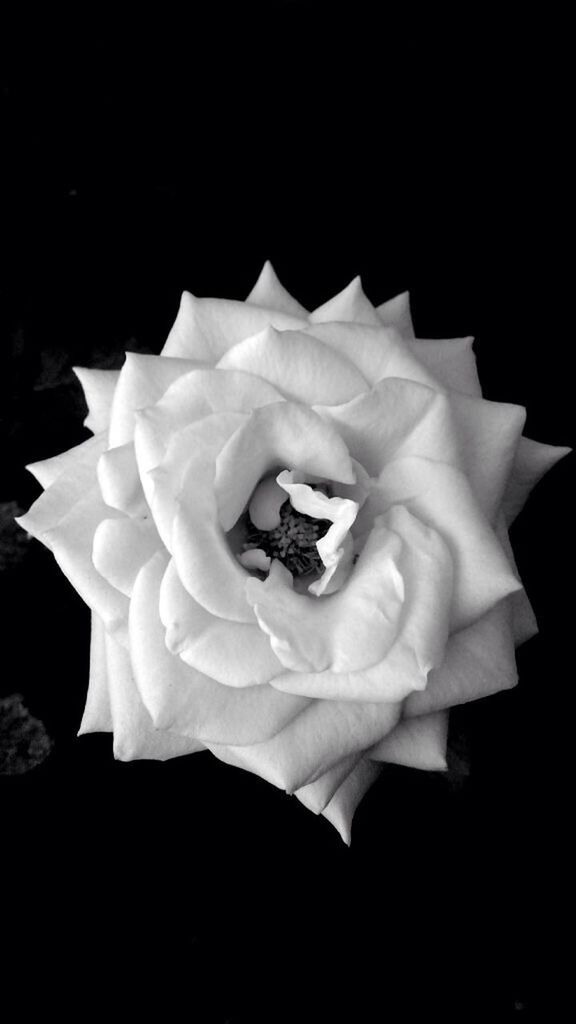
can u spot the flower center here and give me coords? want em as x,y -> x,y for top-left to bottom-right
242,499 -> 332,578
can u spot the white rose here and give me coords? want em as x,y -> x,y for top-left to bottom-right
17,262 -> 570,843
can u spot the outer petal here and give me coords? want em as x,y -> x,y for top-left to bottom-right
159,557 -> 283,687
73,366 -> 121,434
161,291 -> 307,360
25,432 -> 107,491
303,321 -> 439,389
504,436 -> 572,524
357,456 -> 522,629
97,442 -> 147,517
368,711 -> 449,770
320,759 -> 383,845
315,378 -> 459,478
292,754 -> 363,815
207,698 -> 401,793
309,276 -> 382,326
407,337 -> 481,396
246,260 -> 309,317
376,291 -> 415,338
77,613 -> 113,734
108,353 -> 202,447
92,517 -> 162,597
405,598 -> 518,717
214,402 -> 356,533
129,553 -> 309,745
217,326 -> 368,405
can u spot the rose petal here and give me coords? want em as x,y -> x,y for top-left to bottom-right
358,456 -> 522,629
109,352 -> 202,447
246,260 -> 309,317
321,759 -> 383,845
217,326 -> 368,406
97,442 -> 147,517
368,711 -> 449,770
267,505 -> 453,701
293,753 -> 364,815
159,557 -> 283,687
494,516 -> 538,646
77,614 -> 113,734
309,276 -> 382,326
376,291 -> 415,338
207,698 -> 401,793
25,432 -> 107,490
303,321 -> 439,389
73,366 -> 121,434
104,625 -> 204,761
214,401 -> 356,533
160,292 -> 307,360
449,393 -> 526,522
315,378 -> 459,477
130,553 -> 310,745
407,337 -> 482,396
504,436 -> 572,524
92,517 -> 162,597
405,598 -> 518,717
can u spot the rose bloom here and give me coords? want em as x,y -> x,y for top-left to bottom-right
17,263 -> 570,842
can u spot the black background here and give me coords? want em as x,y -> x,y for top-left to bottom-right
1,4 -> 573,1018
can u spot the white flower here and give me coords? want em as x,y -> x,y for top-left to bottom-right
17,262 -> 570,843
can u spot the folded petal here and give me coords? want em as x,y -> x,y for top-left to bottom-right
368,711 -> 449,770
77,614 -> 113,734
293,754 -> 363,815
159,557 -> 283,687
357,457 -> 522,629
73,366 -> 121,434
92,517 -> 162,597
25,432 -> 107,490
214,402 -> 356,533
246,260 -> 309,317
504,436 -> 572,524
217,326 -> 368,405
309,276 -> 382,326
405,598 -> 518,717
376,291 -> 415,338
448,393 -> 526,522
320,759 -> 383,845
267,505 -> 453,701
315,378 -> 459,477
108,352 -> 202,447
207,698 -> 401,793
494,518 -> 538,646
303,321 -> 439,389
105,626 -> 204,761
129,553 -> 310,745
161,291 -> 307,360
97,442 -> 147,517
407,337 -> 482,396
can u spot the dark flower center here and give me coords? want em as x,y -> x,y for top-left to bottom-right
243,499 -> 332,578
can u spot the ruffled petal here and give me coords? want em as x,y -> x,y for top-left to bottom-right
130,553 -> 310,745
214,402 -> 356,533
303,321 -> 439,389
97,442 -> 147,517
92,517 -> 162,597
104,625 -> 204,761
217,326 -> 368,405
159,558 -> 283,687
321,759 -> 383,845
207,698 -> 401,793
376,291 -> 415,338
309,276 -> 382,326
357,456 -> 522,629
504,436 -> 572,524
77,614 -> 113,734
73,366 -> 121,434
108,353 -> 202,447
160,292 -> 307,360
449,393 -> 526,522
267,505 -> 453,701
405,598 -> 518,717
368,711 -> 449,769
407,337 -> 482,396
315,378 -> 459,478
246,260 -> 309,317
